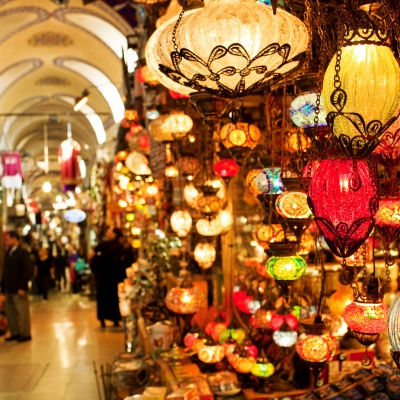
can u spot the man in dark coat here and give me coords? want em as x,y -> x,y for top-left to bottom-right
1,231 -> 33,342
90,227 -> 125,328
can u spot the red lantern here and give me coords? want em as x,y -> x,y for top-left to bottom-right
375,197 -> 400,245
214,159 -> 240,180
308,158 -> 378,258
138,135 -> 151,149
205,321 -> 229,342
270,313 -> 299,331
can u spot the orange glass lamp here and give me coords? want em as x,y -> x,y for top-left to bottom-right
251,349 -> 275,393
253,223 -> 285,251
137,65 -> 159,86
246,168 -> 263,196
343,279 -> 389,366
232,347 -> 256,374
205,320 -> 229,342
196,217 -> 223,236
250,306 -> 275,330
165,164 -> 179,178
165,276 -> 205,315
197,337 -> 225,364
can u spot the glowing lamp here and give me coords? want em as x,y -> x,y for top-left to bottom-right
197,339 -> 225,364
196,218 -> 223,236
276,192 -> 312,219
195,185 -> 225,218
184,183 -> 199,208
375,197 -> 400,246
322,10 -> 400,158
290,91 -> 327,128
266,255 -> 307,284
146,184 -> 158,197
146,108 -> 160,120
126,213 -> 135,222
220,122 -> 260,156
253,223 -> 284,250
270,313 -> 299,332
244,340 -> 259,358
343,301 -> 389,336
256,168 -> 284,195
170,210 -> 192,238
137,65 -> 159,85
283,130 -> 311,153
296,333 -> 337,363
118,199 -> 128,208
169,89 -> 190,100
246,169 -> 263,196
165,280 -> 205,314
251,355 -> 274,378
115,150 -> 129,162
165,164 -> 179,178
214,159 -> 240,181
145,0 -> 309,98
218,210 -> 233,234
194,242 -> 216,269
308,158 -> 378,258
273,330 -> 297,347
232,348 -> 256,374
149,112 -> 193,141
219,326 -> 246,344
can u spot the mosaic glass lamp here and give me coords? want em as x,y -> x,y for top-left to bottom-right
214,159 -> 240,181
276,191 -> 312,219
246,168 -> 263,196
290,91 -> 327,128
197,337 -> 225,364
256,168 -> 284,195
149,112 -> 193,141
253,223 -> 285,250
232,347 -> 256,374
251,349 -> 275,393
265,255 -> 307,285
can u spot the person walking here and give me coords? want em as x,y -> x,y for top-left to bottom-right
90,227 -> 125,328
35,247 -> 53,301
1,231 -> 33,342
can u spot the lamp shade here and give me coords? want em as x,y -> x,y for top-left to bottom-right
290,91 -> 327,128
196,217 -> 223,236
214,159 -> 240,180
266,255 -> 307,282
296,333 -> 337,363
273,330 -> 297,347
149,112 -> 193,141
270,313 -> 299,331
165,286 -> 205,314
308,158 -> 378,258
220,123 -> 260,150
375,198 -> 400,246
218,210 -> 233,233
194,242 -> 216,269
253,223 -> 285,250
250,308 -> 275,330
170,210 -> 192,237
343,302 -> 389,335
246,169 -> 263,196
256,168 -> 284,195
145,0 -> 309,98
276,191 -> 312,219
184,183 -> 199,208
322,15 -> 400,157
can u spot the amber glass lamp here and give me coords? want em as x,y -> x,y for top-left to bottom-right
194,242 -> 216,269
165,164 -> 179,178
197,337 -> 225,364
137,65 -> 159,86
170,210 -> 192,238
149,112 -> 193,141
196,217 -> 223,236
253,223 -> 285,250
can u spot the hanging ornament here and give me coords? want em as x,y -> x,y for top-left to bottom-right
194,241 -> 216,269
251,349 -> 275,394
170,210 -> 192,237
197,337 -> 225,364
214,159 -> 240,182
322,7 -> 400,158
196,217 -> 223,236
145,0 -> 309,98
290,92 -> 327,129
308,158 -> 378,258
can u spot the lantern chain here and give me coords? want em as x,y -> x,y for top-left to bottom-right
171,0 -> 189,52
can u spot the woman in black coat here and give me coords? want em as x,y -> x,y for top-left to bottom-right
90,227 -> 125,328
35,247 -> 53,301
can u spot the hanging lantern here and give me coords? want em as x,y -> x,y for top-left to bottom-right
169,89 -> 190,100
165,277 -> 206,314
170,210 -> 192,237
250,307 -> 275,330
115,150 -> 129,163
149,112 -> 193,141
243,340 -> 258,358
276,192 -> 312,219
145,0 -> 309,98
266,255 -> 307,285
388,293 -> 400,368
205,321 -> 229,342
165,164 -> 179,178
283,129 -> 312,153
273,329 -> 297,348
197,337 -> 225,364
137,65 -> 159,85
246,169 -> 263,196
195,185 -> 225,218
194,242 -> 216,269
253,223 -> 285,250
270,312 -> 299,332
322,8 -> 400,158
290,92 -> 327,129
308,158 -> 378,258
296,333 -> 336,364
196,217 -> 223,236
176,157 -> 201,181
146,183 -> 159,197
214,159 -> 240,181
146,108 -> 160,120
184,183 -> 199,208
125,151 -> 152,177
220,122 -> 261,164
256,168 -> 284,195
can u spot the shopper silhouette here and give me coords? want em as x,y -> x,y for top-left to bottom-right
1,231 -> 33,342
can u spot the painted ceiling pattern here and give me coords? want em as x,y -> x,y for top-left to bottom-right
0,0 -> 137,203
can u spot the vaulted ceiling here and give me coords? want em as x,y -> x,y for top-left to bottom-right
0,0 -> 136,204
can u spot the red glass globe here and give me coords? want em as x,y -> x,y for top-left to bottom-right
296,333 -> 337,363
343,302 -> 389,334
168,89 -> 190,99
270,313 -> 299,331
308,158 -> 378,258
375,197 -> 400,245
213,159 -> 240,179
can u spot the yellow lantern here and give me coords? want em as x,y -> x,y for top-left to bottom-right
165,164 -> 179,178
246,169 -> 263,196
194,242 -> 216,269
196,218 -> 223,236
220,122 -> 260,150
149,112 -> 193,141
170,210 -> 192,238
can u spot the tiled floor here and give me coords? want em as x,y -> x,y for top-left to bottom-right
0,293 -> 125,400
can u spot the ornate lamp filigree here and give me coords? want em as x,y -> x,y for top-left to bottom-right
322,7 -> 400,158
145,0 -> 309,98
